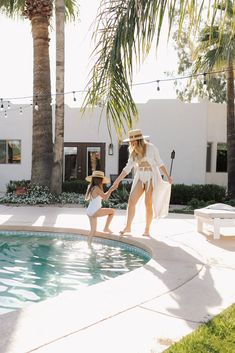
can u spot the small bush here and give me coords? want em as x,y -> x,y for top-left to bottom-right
62,180 -> 88,194
171,184 -> 226,205
6,179 -> 31,193
110,184 -> 130,203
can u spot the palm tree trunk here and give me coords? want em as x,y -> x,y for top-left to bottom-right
226,60 -> 235,199
50,0 -> 65,194
31,15 -> 53,186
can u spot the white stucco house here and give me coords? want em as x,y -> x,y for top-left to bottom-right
0,99 -> 227,193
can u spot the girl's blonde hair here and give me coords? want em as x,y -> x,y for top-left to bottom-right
129,139 -> 146,161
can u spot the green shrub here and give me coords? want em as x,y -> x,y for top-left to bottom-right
62,179 -> 88,194
6,179 -> 31,193
110,184 -> 130,203
171,184 -> 226,205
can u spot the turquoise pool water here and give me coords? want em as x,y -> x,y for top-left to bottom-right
0,231 -> 150,314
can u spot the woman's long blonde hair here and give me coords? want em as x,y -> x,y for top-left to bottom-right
129,139 -> 146,161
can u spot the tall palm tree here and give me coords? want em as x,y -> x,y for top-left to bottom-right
24,0 -> 54,187
193,1 -> 235,198
0,0 -> 78,188
50,0 -> 65,195
83,0 -> 231,140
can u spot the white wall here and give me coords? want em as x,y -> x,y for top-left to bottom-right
135,99 -> 208,184
206,102 -> 227,186
0,99 -> 227,192
64,105 -> 118,180
0,106 -> 32,192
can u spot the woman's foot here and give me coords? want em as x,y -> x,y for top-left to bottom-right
142,233 -> 150,237
103,228 -> 113,233
142,229 -> 150,237
119,227 -> 131,236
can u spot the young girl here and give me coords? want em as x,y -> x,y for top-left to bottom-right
85,170 -> 116,245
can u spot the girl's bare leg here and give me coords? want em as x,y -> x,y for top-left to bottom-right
143,182 -> 153,236
88,216 -> 97,245
94,208 -> 115,233
120,181 -> 144,235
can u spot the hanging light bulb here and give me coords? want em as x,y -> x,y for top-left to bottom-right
0,99 -> 4,111
19,107 -> 23,115
203,73 -> 207,85
34,95 -> 39,111
157,80 -> 160,91
7,101 -> 10,109
72,91 -> 77,102
4,110 -> 7,118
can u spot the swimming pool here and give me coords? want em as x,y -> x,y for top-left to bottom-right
0,231 -> 150,314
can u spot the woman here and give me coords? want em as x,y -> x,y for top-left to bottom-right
113,129 -> 173,236
85,170 -> 116,245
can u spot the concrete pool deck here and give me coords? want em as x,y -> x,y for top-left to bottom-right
0,205 -> 234,353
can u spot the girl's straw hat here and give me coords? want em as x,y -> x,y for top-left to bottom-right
86,170 -> 110,184
123,129 -> 149,142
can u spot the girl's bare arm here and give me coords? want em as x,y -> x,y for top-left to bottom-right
96,185 -> 116,200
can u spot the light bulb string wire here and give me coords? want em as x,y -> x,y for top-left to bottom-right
0,67 -> 233,117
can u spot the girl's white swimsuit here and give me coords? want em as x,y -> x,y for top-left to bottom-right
86,195 -> 102,216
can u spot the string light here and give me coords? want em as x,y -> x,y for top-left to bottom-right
34,96 -> 39,111
203,73 -> 207,85
0,67 -> 233,118
157,80 -> 160,91
4,111 -> 7,118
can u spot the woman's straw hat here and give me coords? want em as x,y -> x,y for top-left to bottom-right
123,129 -> 149,142
85,170 -> 110,184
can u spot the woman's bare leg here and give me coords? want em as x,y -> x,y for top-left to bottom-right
120,181 -> 144,235
93,208 -> 115,233
143,182 -> 153,236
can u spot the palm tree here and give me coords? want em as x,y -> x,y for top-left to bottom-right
83,0 -> 232,139
193,1 -> 235,197
24,0 -> 54,187
50,0 -> 65,195
0,0 -> 78,188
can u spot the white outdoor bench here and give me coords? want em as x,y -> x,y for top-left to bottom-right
194,204 -> 235,240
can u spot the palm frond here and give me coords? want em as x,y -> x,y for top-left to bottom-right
64,0 -> 79,21
83,0 -> 229,139
0,0 -> 25,18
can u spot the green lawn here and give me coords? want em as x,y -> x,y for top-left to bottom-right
164,304 -> 235,353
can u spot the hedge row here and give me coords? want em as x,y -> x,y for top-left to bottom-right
170,184 -> 226,204
62,180 -> 226,204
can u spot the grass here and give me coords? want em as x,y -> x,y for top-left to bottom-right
164,304 -> 235,353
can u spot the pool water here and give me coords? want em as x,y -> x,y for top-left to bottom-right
0,231 -> 150,314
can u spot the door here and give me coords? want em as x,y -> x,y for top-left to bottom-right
64,142 -> 105,181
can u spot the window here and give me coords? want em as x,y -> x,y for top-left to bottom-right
216,143 -> 227,172
0,140 -> 21,164
87,147 -> 101,176
118,144 -> 132,178
206,142 -> 212,172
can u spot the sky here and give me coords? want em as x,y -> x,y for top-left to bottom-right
0,0 -> 178,108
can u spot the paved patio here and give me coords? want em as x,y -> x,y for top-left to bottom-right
0,205 -> 234,353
